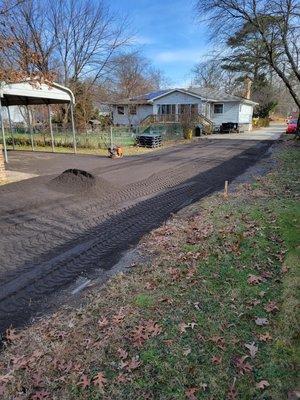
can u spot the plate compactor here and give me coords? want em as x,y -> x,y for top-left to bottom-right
108,145 -> 123,159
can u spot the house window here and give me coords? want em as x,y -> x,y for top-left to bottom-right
191,104 -> 198,114
214,103 -> 224,114
178,104 -> 199,115
158,104 -> 176,115
129,105 -> 137,115
117,106 -> 125,115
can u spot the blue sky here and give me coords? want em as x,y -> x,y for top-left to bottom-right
111,0 -> 210,87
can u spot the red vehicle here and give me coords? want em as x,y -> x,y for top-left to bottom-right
286,118 -> 298,134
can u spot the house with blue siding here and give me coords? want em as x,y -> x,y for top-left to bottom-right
111,87 -> 258,132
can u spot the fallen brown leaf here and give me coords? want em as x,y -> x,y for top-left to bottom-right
98,317 -> 109,329
115,373 -> 131,383
31,390 -> 50,400
248,275 -> 263,285
211,355 -> 222,365
185,387 -> 198,400
245,342 -> 258,358
126,357 -> 141,372
235,356 -> 253,375
258,332 -> 272,342
78,374 -> 90,389
5,328 -> 19,343
117,348 -> 128,360
256,380 -> 270,390
93,372 -> 106,389
264,301 -> 279,313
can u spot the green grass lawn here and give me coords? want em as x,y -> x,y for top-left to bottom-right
0,140 -> 299,399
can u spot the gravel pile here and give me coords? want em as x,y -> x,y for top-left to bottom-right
48,169 -> 111,194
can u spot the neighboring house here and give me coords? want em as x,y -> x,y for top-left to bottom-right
110,87 -> 258,131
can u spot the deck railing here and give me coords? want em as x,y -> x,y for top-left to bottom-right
140,113 -> 214,134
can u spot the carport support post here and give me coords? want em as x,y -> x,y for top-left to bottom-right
0,98 -> 8,163
47,104 -> 55,152
26,105 -> 34,151
7,106 -> 15,150
70,102 -> 77,154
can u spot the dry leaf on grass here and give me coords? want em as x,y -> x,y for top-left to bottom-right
131,320 -> 162,348
31,391 -> 50,399
264,301 -> 279,313
115,373 -> 131,383
112,308 -> 127,324
117,348 -> 128,360
200,383 -> 208,391
126,357 -> 141,372
255,317 -> 269,326
78,374 -> 90,389
258,332 -> 272,342
211,355 -> 222,365
256,380 -> 270,390
179,322 -> 197,333
167,267 -> 182,281
247,275 -> 263,285
98,317 -> 109,328
5,328 -> 20,343
234,356 -> 253,375
93,372 -> 107,389
210,335 -> 226,350
244,342 -> 258,358
183,347 -> 191,356
227,380 -> 238,400
185,387 -> 198,400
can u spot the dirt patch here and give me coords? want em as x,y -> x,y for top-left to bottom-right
48,168 -> 112,194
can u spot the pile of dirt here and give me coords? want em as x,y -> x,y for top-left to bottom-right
48,169 -> 111,195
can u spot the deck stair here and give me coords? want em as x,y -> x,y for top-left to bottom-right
139,113 -> 213,135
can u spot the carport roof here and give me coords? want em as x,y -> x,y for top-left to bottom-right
0,80 -> 75,106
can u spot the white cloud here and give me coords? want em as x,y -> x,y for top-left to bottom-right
153,48 -> 207,63
130,35 -> 155,45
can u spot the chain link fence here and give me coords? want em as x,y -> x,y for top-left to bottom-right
1,122 -> 184,153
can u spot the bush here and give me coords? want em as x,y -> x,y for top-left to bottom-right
252,117 -> 270,128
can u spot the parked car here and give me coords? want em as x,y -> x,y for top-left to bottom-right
286,119 -> 298,134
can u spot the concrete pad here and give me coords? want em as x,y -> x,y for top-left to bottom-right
5,170 -> 38,183
203,123 -> 284,141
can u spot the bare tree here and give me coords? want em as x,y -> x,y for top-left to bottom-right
110,52 -> 165,99
192,59 -> 241,92
0,0 -> 131,128
0,0 -> 56,78
195,0 -> 300,111
49,0 -> 130,88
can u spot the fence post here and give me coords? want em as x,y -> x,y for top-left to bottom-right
26,105 -> 34,151
110,126 -> 113,148
70,102 -> 77,154
7,106 -> 15,150
0,99 -> 8,162
47,103 -> 55,152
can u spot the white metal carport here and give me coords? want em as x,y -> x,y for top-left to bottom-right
0,80 -> 76,162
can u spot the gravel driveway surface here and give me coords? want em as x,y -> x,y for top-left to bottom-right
0,138 -> 274,332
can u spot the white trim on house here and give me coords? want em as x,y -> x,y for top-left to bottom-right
149,88 -> 212,102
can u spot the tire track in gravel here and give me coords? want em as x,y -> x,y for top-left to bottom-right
0,140 -> 272,332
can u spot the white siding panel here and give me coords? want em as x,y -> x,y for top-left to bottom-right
239,104 -> 254,123
113,105 -> 152,125
153,91 -> 203,107
211,102 -> 239,126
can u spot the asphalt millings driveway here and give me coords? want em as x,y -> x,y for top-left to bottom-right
0,139 -> 273,332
